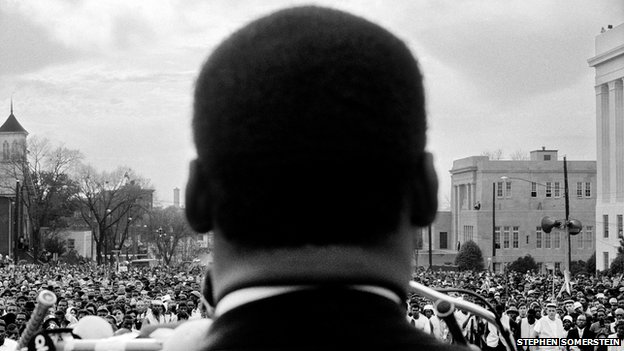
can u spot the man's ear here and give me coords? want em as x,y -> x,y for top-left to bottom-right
185,160 -> 213,233
409,152 -> 438,227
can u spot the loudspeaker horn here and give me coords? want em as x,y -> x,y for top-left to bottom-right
567,219 -> 583,235
541,216 -> 561,233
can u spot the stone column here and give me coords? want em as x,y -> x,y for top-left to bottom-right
596,83 -> 609,203
609,80 -> 622,203
615,79 -> 624,202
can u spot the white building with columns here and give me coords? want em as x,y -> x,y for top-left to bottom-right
588,23 -> 624,272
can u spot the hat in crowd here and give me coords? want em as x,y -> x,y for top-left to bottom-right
546,302 -> 557,308
616,308 -> 624,315
597,293 -> 606,299
151,300 -> 163,306
423,305 -> 434,311
564,299 -> 574,304
97,306 -> 109,313
563,315 -> 573,322
574,302 -> 583,310
506,306 -> 519,314
610,298 -> 618,304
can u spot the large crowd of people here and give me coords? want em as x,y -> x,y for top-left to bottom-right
0,263 -> 209,349
0,261 -> 621,351
406,268 -> 624,350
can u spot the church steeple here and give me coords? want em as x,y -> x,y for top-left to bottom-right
0,100 -> 28,134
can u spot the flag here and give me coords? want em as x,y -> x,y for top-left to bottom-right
614,273 -> 624,288
557,270 -> 571,298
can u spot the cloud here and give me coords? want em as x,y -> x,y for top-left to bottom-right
0,4 -> 82,76
397,0 -> 624,107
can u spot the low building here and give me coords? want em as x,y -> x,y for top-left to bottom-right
412,211 -> 457,268
450,148 -> 596,273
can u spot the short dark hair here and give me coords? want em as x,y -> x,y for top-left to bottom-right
193,6 -> 427,249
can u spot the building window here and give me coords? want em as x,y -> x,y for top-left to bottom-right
555,262 -> 561,273
526,235 -> 529,245
544,155 -> 551,161
505,182 -> 512,197
439,232 -> 448,249
2,141 -> 8,160
585,182 -> 591,197
576,182 -> 583,198
619,215 -> 623,238
536,227 -> 542,248
604,252 -> 610,271
495,226 -> 501,249
604,215 -> 609,238
531,182 -> 537,197
585,226 -> 593,247
544,232 -> 551,249
578,231 -> 584,249
513,227 -> 519,248
67,239 -> 75,250
546,182 -> 552,197
464,225 -> 473,242
11,141 -> 17,157
503,226 -> 510,249
537,262 -> 543,272
554,232 -> 560,249
497,182 -> 503,198
554,182 -> 561,197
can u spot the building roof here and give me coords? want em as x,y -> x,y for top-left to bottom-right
0,102 -> 28,134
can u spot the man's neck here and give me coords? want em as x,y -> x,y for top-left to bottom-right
211,231 -> 413,303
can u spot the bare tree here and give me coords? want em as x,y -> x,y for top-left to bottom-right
0,136 -> 83,263
148,206 -> 194,266
481,149 -> 504,160
509,149 -> 530,160
75,166 -> 152,264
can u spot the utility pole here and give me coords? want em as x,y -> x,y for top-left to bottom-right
13,180 -> 20,263
428,225 -> 432,269
492,182 -> 496,271
564,156 -> 571,272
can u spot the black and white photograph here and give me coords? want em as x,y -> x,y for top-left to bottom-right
0,1 -> 623,350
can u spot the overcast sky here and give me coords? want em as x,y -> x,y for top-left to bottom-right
1,0 -> 623,209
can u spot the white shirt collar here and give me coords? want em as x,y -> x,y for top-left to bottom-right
215,285 -> 401,317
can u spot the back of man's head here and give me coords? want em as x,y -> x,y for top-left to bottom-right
188,6 -> 435,249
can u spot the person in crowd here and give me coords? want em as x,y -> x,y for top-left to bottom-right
566,313 -> 595,351
562,315 -> 574,332
505,306 -> 520,341
611,308 -> 624,332
608,321 -> 624,351
534,302 -> 566,350
408,303 -> 432,334
143,300 -> 166,325
591,308 -> 613,336
0,320 -> 16,351
520,309 -> 538,351
423,304 -> 449,343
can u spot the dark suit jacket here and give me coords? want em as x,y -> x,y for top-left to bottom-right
200,288 -> 473,351
566,327 -> 596,351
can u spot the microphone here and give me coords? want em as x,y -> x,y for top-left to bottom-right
434,299 -> 467,346
18,289 -> 57,350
